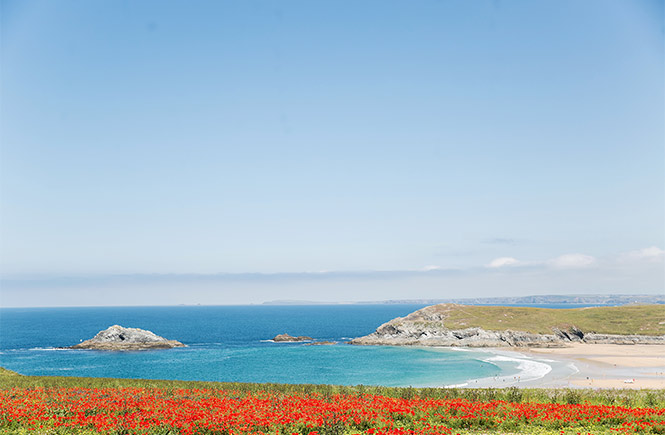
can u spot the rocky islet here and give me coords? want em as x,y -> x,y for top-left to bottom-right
70,325 -> 186,351
272,333 -> 313,342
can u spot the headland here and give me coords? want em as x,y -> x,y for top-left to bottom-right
350,304 -> 665,347
351,303 -> 665,389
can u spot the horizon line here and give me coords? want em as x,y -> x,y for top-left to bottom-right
2,293 -> 663,309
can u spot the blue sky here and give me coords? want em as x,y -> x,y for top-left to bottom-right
1,0 -> 663,306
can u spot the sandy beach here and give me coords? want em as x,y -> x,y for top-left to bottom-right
517,344 -> 665,389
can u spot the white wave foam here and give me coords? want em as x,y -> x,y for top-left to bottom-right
43,365 -> 100,371
485,355 -> 552,380
567,362 -> 579,374
451,352 -> 554,388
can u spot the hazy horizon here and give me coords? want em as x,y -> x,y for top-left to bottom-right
2,289 -> 663,309
1,0 -> 663,307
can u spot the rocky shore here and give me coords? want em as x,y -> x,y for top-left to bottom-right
271,334 -> 337,345
350,304 -> 665,348
70,325 -> 186,351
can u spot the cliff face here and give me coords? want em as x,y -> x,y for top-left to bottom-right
70,325 -> 186,351
350,304 -> 665,348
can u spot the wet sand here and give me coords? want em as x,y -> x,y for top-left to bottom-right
518,344 -> 665,389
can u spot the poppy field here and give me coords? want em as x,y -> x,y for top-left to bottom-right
1,385 -> 664,435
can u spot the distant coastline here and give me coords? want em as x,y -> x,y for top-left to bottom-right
2,293 -> 663,310
263,293 -> 665,306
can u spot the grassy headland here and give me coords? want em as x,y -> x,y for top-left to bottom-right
407,304 -> 665,335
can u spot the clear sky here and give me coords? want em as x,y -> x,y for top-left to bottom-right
1,0 -> 663,306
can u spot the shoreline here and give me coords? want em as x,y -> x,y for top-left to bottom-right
457,343 -> 665,389
3,343 -> 664,390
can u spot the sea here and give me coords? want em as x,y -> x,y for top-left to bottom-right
0,304 -> 591,387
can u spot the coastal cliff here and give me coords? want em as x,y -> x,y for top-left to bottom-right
70,325 -> 186,351
350,304 -> 665,348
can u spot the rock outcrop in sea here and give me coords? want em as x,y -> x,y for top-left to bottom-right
272,333 -> 313,342
70,325 -> 186,351
350,304 -> 665,348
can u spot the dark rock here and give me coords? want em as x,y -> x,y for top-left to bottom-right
272,333 -> 313,342
569,326 -> 585,340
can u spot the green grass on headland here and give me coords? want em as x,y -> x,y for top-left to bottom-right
423,304 -> 665,335
1,366 -> 663,408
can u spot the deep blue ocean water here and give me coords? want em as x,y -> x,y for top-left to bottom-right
0,304 -> 598,387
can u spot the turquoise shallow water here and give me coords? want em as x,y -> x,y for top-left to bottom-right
0,305 -> 527,386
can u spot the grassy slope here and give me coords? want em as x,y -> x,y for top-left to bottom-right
0,367 -> 21,377
421,304 -> 665,335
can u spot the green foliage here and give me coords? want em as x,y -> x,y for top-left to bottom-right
563,389 -> 581,404
505,386 -> 523,403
